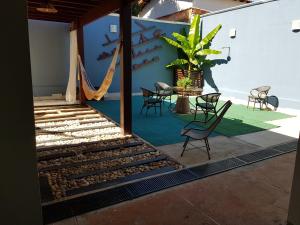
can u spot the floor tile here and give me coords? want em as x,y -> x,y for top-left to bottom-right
76,191 -> 218,225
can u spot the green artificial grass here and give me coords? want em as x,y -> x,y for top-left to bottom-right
177,98 -> 294,137
89,96 -> 293,145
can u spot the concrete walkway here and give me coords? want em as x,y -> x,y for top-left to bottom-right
158,136 -> 260,166
53,152 -> 296,225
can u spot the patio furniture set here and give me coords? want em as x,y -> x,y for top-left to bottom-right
140,82 -> 229,160
139,83 -> 273,160
140,82 -> 222,117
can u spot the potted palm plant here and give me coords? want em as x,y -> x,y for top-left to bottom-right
162,14 -> 222,90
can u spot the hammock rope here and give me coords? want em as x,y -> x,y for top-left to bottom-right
77,43 -> 121,101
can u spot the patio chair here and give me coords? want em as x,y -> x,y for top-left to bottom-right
194,93 -> 221,123
140,87 -> 162,116
181,100 -> 232,159
247,86 -> 271,110
154,81 -> 173,106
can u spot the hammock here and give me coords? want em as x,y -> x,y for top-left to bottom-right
77,43 -> 121,101
65,30 -> 78,103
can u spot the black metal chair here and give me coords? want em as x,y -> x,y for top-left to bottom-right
181,100 -> 232,159
154,82 -> 173,106
194,93 -> 221,122
247,86 -> 271,110
140,87 -> 162,116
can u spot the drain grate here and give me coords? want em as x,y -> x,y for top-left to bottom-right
126,169 -> 197,197
273,141 -> 298,153
43,186 -> 132,224
237,148 -> 281,163
189,158 -> 246,178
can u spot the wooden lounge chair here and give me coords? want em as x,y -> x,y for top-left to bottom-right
181,100 -> 232,159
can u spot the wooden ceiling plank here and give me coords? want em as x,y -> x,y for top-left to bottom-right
28,7 -> 83,17
28,2 -> 89,12
28,0 -> 97,7
51,0 -> 99,7
29,15 -> 73,23
27,0 -> 136,24
80,0 -> 121,25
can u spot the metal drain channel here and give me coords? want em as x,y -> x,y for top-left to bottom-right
126,169 -> 198,197
43,186 -> 132,223
43,140 -> 298,224
237,148 -> 281,163
189,158 -> 246,178
273,141 -> 298,153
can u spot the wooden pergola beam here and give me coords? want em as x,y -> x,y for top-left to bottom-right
80,0 -> 121,25
119,0 -> 132,135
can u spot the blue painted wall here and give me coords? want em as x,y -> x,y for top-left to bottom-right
83,14 -> 188,93
200,0 -> 300,109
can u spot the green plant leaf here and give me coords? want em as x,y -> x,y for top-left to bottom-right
163,15 -> 222,71
196,49 -> 222,56
161,36 -> 183,49
166,59 -> 189,68
188,15 -> 201,49
172,32 -> 189,48
199,24 -> 222,48
190,58 -> 198,65
177,77 -> 192,88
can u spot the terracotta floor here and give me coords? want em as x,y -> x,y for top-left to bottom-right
52,152 -> 295,225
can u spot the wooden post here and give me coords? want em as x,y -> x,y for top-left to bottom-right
1,1 -> 43,224
119,0 -> 132,135
77,20 -> 86,105
287,136 -> 300,225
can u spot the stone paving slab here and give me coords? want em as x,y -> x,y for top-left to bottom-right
157,135 -> 260,167
236,130 -> 296,148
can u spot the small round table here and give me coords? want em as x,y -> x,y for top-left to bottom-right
173,87 -> 203,114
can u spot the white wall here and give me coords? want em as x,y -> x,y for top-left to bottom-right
193,0 -> 245,11
139,0 -> 192,19
28,20 -> 70,96
139,0 -> 248,19
201,0 -> 300,109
